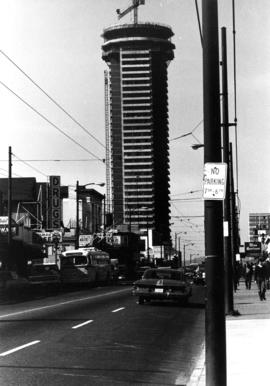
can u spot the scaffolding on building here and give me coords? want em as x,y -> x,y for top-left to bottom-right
104,70 -> 112,217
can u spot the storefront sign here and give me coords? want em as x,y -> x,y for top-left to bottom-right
50,176 -> 61,229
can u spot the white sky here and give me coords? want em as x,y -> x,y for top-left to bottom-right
0,0 -> 269,253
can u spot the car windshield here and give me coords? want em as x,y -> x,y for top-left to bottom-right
143,269 -> 184,281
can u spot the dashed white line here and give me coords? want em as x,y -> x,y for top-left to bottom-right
112,307 -> 125,313
0,340 -> 40,357
72,320 -> 93,329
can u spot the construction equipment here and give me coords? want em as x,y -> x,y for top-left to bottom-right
116,0 -> 145,24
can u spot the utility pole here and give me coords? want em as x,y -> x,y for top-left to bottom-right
229,142 -> 238,289
221,27 -> 234,315
103,194 -> 106,237
75,180 -> 79,249
8,146 -> 12,270
178,237 -> 181,267
202,1 -> 227,385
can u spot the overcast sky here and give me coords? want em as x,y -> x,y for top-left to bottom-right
0,0 -> 269,253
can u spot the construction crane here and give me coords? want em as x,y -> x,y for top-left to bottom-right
116,0 -> 145,24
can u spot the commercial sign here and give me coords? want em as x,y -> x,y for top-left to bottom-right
244,242 -> 261,254
0,216 -> 17,234
79,234 -> 93,247
0,216 -> 8,225
50,176 -> 61,229
203,163 -> 227,200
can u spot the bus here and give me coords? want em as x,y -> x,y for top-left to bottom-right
59,248 -> 111,286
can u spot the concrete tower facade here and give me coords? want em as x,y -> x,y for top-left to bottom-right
102,23 -> 175,244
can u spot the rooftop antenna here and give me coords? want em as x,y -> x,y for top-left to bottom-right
116,0 -> 145,24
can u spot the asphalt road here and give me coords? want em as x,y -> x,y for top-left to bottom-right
0,284 -> 205,386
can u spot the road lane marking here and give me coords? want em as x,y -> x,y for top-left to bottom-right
0,340 -> 40,357
112,307 -> 125,313
0,288 -> 130,319
72,320 -> 93,329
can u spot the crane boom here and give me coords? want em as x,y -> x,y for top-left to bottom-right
116,0 -> 145,24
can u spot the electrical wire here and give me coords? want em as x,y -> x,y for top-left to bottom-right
12,152 -> 48,178
232,0 -> 239,195
0,50 -> 105,149
194,0 -> 203,47
0,166 -> 22,177
0,159 -> 103,162
171,189 -> 202,197
170,120 -> 203,142
0,80 -> 105,163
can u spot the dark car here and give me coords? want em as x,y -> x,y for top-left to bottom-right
134,265 -> 152,280
28,263 -> 61,288
193,265 -> 206,285
133,268 -> 192,305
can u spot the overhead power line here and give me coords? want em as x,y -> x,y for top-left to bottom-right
0,159 -> 103,162
0,166 -> 21,177
170,120 -> 203,142
12,152 -> 48,178
194,0 -> 203,47
171,189 -> 203,197
171,198 -> 202,202
0,80 -> 105,163
0,50 -> 105,149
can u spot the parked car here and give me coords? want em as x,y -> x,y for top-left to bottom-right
110,258 -> 120,283
133,267 -> 192,305
27,263 -> 61,289
134,265 -> 152,280
193,265 -> 206,285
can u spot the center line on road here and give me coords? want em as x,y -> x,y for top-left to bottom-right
72,320 -> 93,329
0,340 -> 40,357
112,307 -> 125,313
0,288 -> 130,319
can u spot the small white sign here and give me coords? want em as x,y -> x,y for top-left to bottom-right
203,163 -> 227,200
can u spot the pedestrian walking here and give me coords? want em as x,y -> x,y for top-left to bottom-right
233,261 -> 241,291
244,261 -> 253,290
254,258 -> 267,301
265,256 -> 270,289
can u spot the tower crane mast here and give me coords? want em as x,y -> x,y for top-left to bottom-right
116,0 -> 145,24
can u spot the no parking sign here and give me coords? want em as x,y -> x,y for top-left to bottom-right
203,163 -> 227,200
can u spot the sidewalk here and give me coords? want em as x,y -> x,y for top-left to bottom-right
188,280 -> 270,385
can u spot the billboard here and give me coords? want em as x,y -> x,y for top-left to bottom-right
50,176 -> 61,229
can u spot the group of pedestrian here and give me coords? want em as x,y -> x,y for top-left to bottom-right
243,256 -> 270,301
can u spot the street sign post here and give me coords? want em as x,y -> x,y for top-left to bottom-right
203,162 -> 227,200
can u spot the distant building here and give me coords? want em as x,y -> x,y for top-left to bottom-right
249,212 -> 270,242
102,22 -> 175,245
62,186 -> 104,235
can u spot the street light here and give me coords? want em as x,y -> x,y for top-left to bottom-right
183,242 -> 194,267
191,143 -> 205,150
174,231 -> 187,267
141,206 -> 150,263
75,181 -> 105,249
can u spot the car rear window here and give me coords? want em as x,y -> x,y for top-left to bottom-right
143,269 -> 185,281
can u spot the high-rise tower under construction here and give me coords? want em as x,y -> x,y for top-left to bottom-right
102,22 -> 175,244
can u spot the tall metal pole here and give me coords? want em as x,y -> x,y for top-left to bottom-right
178,237 -> 181,266
146,214 -> 150,263
229,142 -> 238,288
8,146 -> 12,270
75,180 -> 79,249
103,194 -> 106,237
202,1 -> 227,385
221,27 -> 234,314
